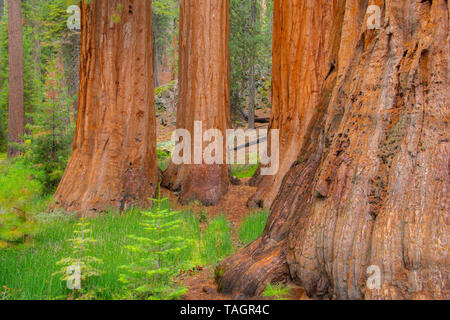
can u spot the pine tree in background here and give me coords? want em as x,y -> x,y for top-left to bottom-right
152,0 -> 179,87
23,55 -> 75,194
0,0 -> 46,153
0,8 -> 7,150
229,0 -> 273,124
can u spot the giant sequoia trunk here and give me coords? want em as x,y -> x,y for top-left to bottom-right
218,0 -> 449,300
7,0 -> 24,158
162,0 -> 231,206
247,0 -> 332,208
53,0 -> 159,215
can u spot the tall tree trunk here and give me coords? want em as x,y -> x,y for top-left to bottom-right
247,0 -> 331,208
53,0 -> 159,216
71,31 -> 80,116
7,0 -> 24,158
153,30 -> 159,88
218,0 -> 449,300
170,17 -> 177,81
162,0 -> 231,206
247,0 -> 256,130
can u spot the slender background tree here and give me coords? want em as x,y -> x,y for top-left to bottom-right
7,0 -> 24,157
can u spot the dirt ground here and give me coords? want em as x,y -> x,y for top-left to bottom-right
161,184 -> 313,301
156,105 -> 311,300
160,181 -> 257,300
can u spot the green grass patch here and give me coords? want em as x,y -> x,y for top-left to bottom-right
0,160 -> 51,213
0,203 -> 235,300
238,210 -> 269,245
157,148 -> 171,171
230,164 -> 259,179
199,215 -> 234,265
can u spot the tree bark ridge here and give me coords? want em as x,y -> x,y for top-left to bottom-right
53,0 -> 159,215
218,0 -> 449,300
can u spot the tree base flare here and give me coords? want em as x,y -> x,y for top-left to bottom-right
217,0 -> 449,300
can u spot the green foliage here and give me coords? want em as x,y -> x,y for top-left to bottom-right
231,163 -> 259,179
20,56 -> 75,194
157,147 -> 171,171
152,0 -> 178,81
263,283 -> 291,300
0,3 -> 42,152
238,210 -> 269,246
27,0 -> 80,73
155,80 -> 177,97
0,160 -> 48,249
0,210 -> 38,249
118,193 -> 189,300
153,1 -> 178,49
200,215 -> 233,265
52,218 -> 103,300
230,0 -> 273,118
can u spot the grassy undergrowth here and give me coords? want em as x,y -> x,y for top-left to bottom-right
231,164 -> 259,179
0,158 -> 268,300
0,206 -> 234,300
238,210 -> 269,245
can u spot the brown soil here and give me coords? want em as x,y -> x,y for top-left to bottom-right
161,181 -> 257,300
162,182 -> 312,300
156,106 -> 279,300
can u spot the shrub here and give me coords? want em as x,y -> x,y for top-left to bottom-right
52,218 -> 103,300
263,283 -> 291,300
0,161 -> 44,248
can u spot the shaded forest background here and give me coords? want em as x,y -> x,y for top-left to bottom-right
0,0 -> 273,194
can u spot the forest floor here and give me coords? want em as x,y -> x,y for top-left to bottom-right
0,107 -> 312,300
153,107 -> 297,300
161,183 -> 311,300
160,180 -> 256,300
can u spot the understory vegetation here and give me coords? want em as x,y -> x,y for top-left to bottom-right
0,158 -> 268,300
0,0 -> 273,301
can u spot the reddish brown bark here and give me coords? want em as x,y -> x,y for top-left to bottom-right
53,0 -> 159,215
7,0 -> 24,158
247,0 -> 332,208
162,0 -> 231,206
218,0 -> 449,300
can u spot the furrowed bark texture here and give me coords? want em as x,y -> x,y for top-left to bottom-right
7,0 -> 24,158
162,0 -> 231,206
53,0 -> 159,215
247,0 -> 332,208
218,0 -> 449,300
